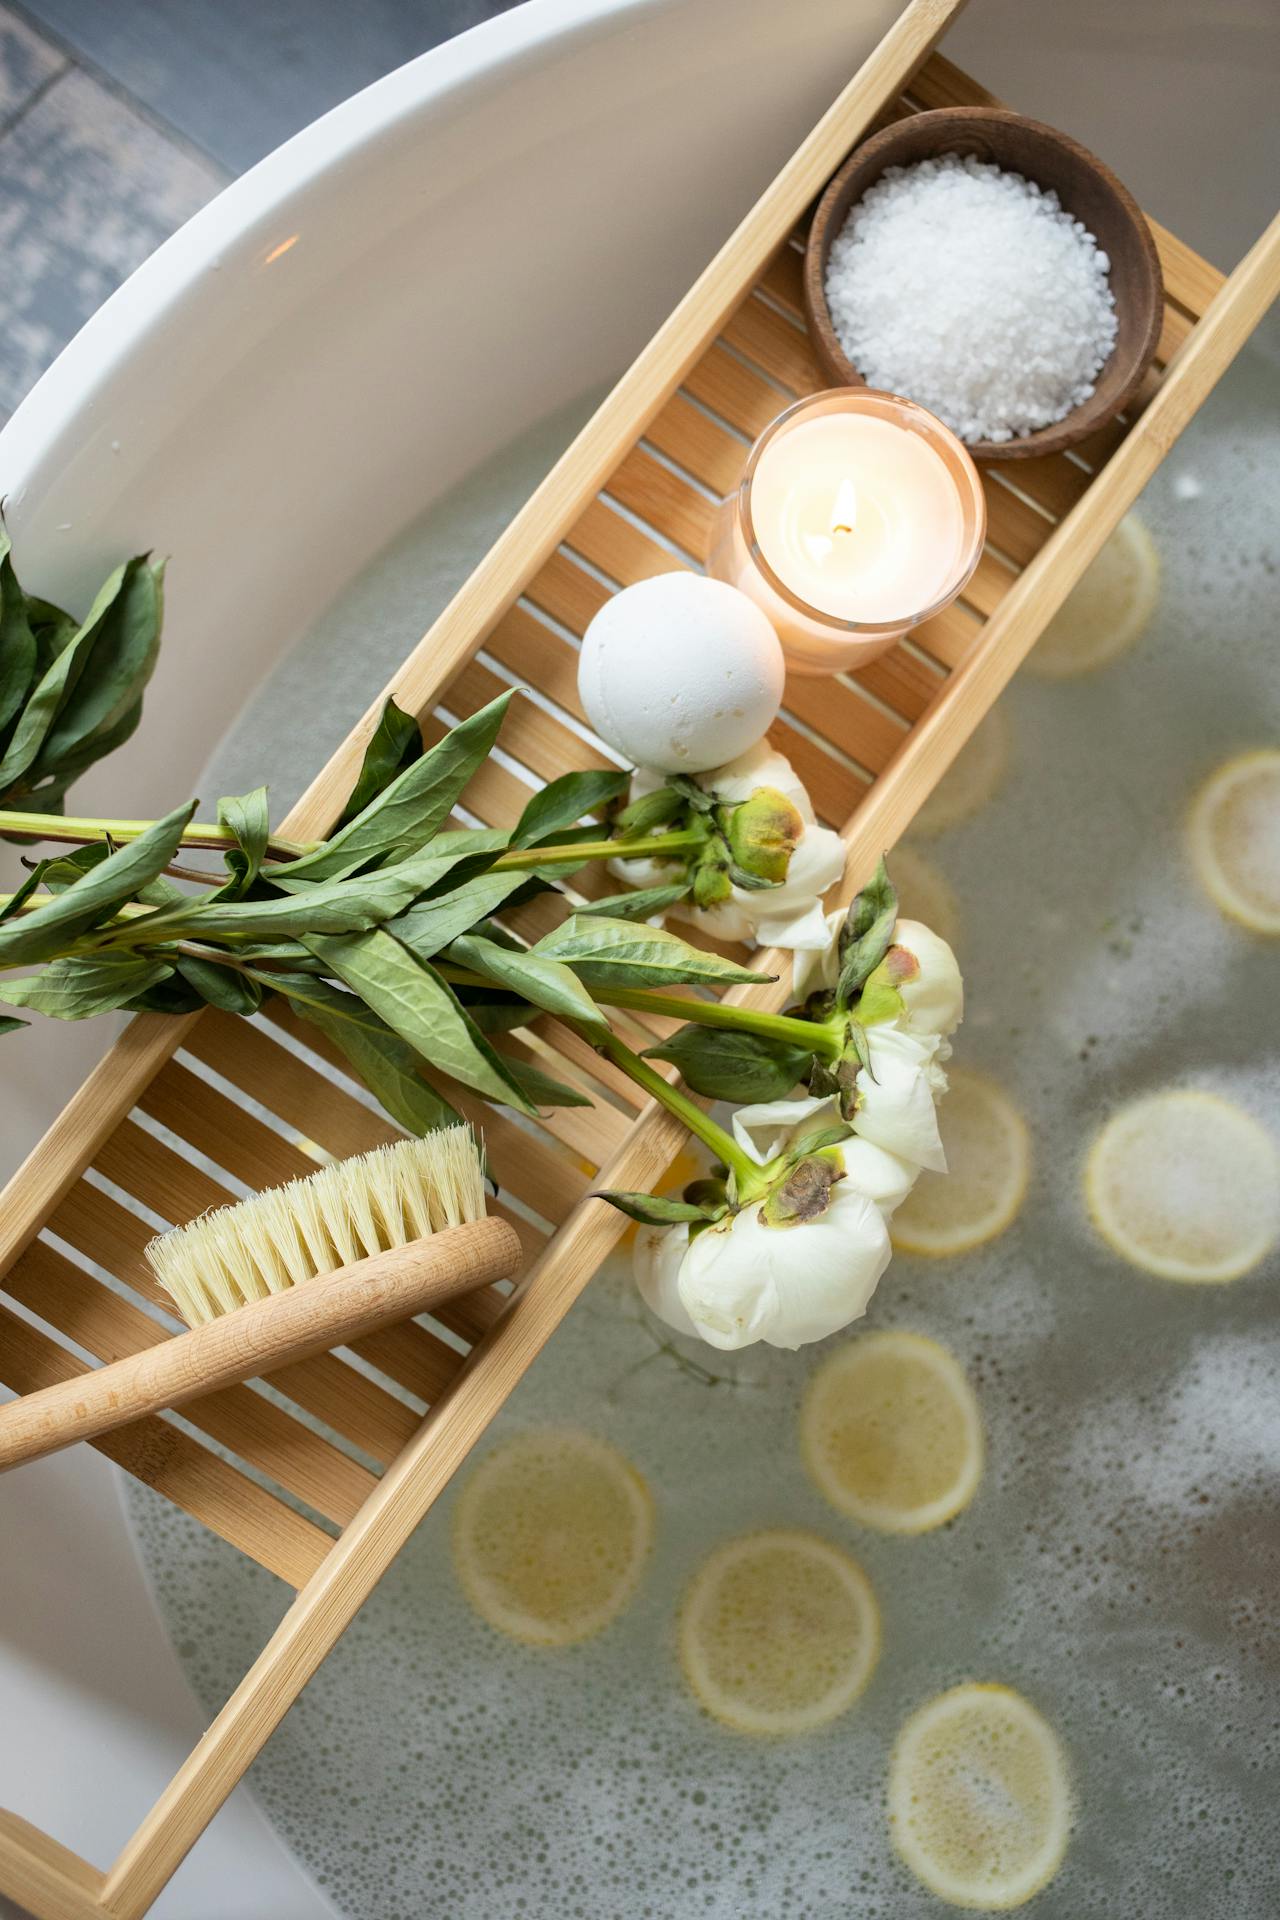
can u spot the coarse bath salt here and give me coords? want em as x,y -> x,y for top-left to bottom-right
824,153 -> 1119,444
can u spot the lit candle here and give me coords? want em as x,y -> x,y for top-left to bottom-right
707,389 -> 986,675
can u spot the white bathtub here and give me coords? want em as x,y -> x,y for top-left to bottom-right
1,0 -> 1275,1913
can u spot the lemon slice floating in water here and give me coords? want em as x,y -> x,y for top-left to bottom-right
912,706 -> 1010,837
1086,1088 -> 1278,1284
1188,747 -> 1280,935
1025,513 -> 1159,679
452,1427 -> 653,1646
888,1682 -> 1072,1909
678,1530 -> 879,1735
801,1331 -> 983,1535
892,1069 -> 1030,1257
891,843 -> 961,949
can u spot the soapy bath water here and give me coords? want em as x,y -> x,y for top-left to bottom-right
129,352 -> 1280,1919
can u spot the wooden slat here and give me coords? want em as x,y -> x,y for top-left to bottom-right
783,671 -> 908,772
566,494 -> 684,587
524,546 -> 611,632
450,655 -> 612,785
184,1013 -> 400,1160
1147,218 -> 1224,317
684,339 -> 785,438
646,390 -> 747,495
608,444 -> 715,559
0,1303 -> 329,1586
758,241 -> 806,317
1155,299 -> 1195,368
485,603 -> 587,721
721,291 -> 824,394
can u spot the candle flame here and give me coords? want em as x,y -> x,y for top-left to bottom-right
830,478 -> 858,537
802,532 -> 834,565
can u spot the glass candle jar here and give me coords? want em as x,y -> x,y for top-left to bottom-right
706,389 -> 987,675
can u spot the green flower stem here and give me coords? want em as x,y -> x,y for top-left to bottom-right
592,985 -> 840,1058
0,810 -> 311,859
488,829 -> 703,873
579,1023 -> 764,1196
434,959 -> 831,1057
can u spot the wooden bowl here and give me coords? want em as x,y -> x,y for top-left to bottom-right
803,108 -> 1164,462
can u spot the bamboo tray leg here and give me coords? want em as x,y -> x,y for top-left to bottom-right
0,1812 -> 104,1920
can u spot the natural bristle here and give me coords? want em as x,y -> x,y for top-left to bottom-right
146,1126 -> 487,1327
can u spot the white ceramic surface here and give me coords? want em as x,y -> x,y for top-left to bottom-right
0,1 -> 900,1912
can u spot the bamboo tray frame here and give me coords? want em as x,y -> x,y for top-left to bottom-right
2,1 -> 1278,1912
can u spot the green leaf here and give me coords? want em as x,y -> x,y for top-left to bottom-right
304,929 -> 537,1114
125,973 -> 206,1015
511,766 -> 629,849
785,1120 -> 856,1159
38,842 -> 112,893
389,868 -> 530,961
0,554 -> 164,801
612,784 -> 686,836
501,1054 -> 593,1109
0,951 -> 172,1018
577,882 -> 691,921
726,860 -> 775,892
454,989 -> 538,1034
174,955 -> 263,1015
0,1013 -> 27,1035
141,836 -> 486,942
447,931 -> 608,1037
0,863 -> 49,923
534,913 -> 773,991
0,536 -> 38,743
26,595 -> 78,676
10,700 -> 145,819
593,1190 -> 718,1226
217,787 -> 270,892
643,1024 -> 813,1104
667,774 -> 716,816
835,856 -> 898,1009
338,697 -> 423,827
257,971 -> 460,1137
0,801 -> 196,967
275,690 -> 514,883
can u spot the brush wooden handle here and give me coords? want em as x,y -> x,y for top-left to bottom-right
0,1216 -> 522,1473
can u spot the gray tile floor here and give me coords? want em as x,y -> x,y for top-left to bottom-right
0,0 -> 516,422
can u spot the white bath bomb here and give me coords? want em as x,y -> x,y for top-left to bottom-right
578,574 -> 785,773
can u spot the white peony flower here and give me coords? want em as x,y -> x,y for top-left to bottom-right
853,1025 -> 949,1172
632,1092 -> 903,1352
633,1221 -> 699,1338
792,912 -> 963,1040
611,742 -> 845,952
678,1183 -> 892,1352
730,1091 -> 920,1214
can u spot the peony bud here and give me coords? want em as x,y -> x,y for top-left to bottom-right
861,918 -> 964,1039
723,785 -> 804,883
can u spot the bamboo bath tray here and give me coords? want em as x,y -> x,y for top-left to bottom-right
3,1 -> 1278,1912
